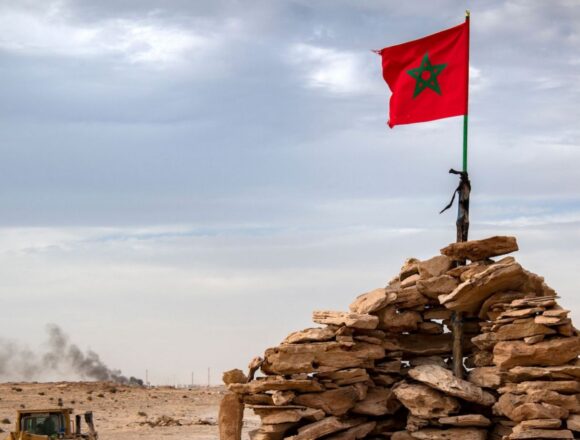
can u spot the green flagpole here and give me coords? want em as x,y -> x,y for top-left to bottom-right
451,10 -> 471,380
462,10 -> 470,174
463,115 -> 468,172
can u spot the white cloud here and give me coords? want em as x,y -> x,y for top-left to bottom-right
0,3 -> 216,67
478,0 -> 580,44
287,43 -> 379,94
469,65 -> 488,94
480,211 -> 580,228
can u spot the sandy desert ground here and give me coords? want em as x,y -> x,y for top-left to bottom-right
0,381 -> 259,439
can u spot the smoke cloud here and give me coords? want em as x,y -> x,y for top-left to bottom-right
0,324 -> 143,385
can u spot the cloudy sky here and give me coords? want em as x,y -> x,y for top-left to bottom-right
1,0 -> 579,385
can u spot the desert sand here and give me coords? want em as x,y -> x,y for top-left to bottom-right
0,382 -> 259,439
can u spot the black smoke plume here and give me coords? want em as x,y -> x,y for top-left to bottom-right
0,324 -> 143,385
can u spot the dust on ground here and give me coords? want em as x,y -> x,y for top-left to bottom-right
0,382 -> 259,439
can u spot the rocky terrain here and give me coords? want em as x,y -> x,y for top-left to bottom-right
0,381 -> 259,439
221,236 -> 580,440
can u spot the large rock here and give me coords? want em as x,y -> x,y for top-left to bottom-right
417,275 -> 459,300
286,417 -> 364,440
393,382 -> 460,418
494,393 -> 570,422
517,419 -> 562,429
440,236 -> 518,261
223,369 -> 248,385
507,365 -> 580,382
219,393 -> 244,440
493,337 -> 580,369
293,386 -> 360,416
349,288 -> 397,314
252,406 -> 325,424
376,306 -> 422,332
316,368 -> 370,386
527,390 -> 580,413
229,377 -> 324,394
511,403 -> 569,422
509,429 -> 573,439
312,311 -> 379,329
283,327 -> 337,344
498,381 -> 580,395
567,414 -> 580,431
410,428 -> 487,440
408,364 -> 496,406
418,255 -> 454,278
493,319 -> 556,341
352,387 -> 400,416
392,286 -> 430,309
262,341 -> 385,375
468,367 -> 503,389
400,258 -> 420,280
471,320 -> 556,350
324,422 -> 376,440
479,290 -> 528,319
249,422 -> 297,440
439,260 -> 528,313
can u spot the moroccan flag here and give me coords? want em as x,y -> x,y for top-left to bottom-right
378,21 -> 469,128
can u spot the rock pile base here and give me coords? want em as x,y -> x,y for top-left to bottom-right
220,236 -> 580,440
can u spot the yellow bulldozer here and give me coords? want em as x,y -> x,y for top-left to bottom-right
5,408 -> 98,440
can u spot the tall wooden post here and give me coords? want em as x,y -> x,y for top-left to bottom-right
451,171 -> 470,379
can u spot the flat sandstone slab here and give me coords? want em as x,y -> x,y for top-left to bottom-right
229,378 -> 324,394
493,337 -> 580,369
312,310 -> 379,329
286,416 -> 364,440
507,365 -> 580,381
408,364 -> 496,406
440,236 -> 518,261
440,260 -> 528,313
262,341 -> 385,375
283,327 -> 337,344
324,421 -> 376,440
253,407 -> 325,424
438,415 -> 491,427
393,382 -> 460,418
509,429 -> 573,439
293,386 -> 361,416
410,428 -> 487,440
349,288 -> 397,314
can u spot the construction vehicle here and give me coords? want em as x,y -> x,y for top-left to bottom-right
5,408 -> 98,440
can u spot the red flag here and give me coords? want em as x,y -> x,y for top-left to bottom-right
378,22 -> 469,128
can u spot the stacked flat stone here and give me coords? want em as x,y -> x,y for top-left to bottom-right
469,296 -> 580,439
219,236 -> 580,440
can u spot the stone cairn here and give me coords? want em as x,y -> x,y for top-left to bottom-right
219,236 -> 580,440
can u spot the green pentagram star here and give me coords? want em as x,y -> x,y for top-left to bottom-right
407,53 -> 447,98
